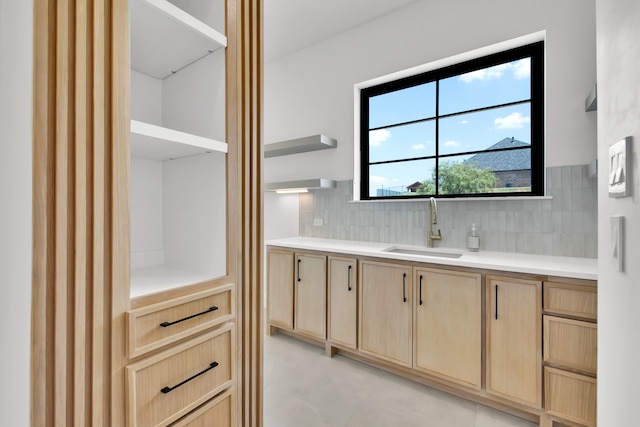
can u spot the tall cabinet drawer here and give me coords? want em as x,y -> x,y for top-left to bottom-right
127,324 -> 235,427
170,388 -> 236,427
128,284 -> 235,358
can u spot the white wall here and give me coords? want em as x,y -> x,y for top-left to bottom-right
0,0 -> 33,425
264,0 -> 596,239
596,0 -> 640,424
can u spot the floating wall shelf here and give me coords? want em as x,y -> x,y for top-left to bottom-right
264,134 -> 337,158
265,179 -> 337,193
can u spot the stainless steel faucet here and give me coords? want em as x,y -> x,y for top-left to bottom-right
427,197 -> 442,247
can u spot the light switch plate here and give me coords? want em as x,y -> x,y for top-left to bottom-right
608,137 -> 632,198
611,216 -> 624,272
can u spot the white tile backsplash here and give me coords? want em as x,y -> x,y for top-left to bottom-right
298,165 -> 597,258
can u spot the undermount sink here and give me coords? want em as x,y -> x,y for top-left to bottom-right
382,246 -> 464,259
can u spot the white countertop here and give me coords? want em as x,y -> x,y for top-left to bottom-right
266,237 -> 598,281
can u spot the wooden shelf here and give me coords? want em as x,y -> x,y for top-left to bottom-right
265,134 -> 337,158
130,120 -> 227,160
130,0 -> 227,79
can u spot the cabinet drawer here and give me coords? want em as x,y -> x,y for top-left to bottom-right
170,389 -> 236,427
127,324 -> 235,427
544,367 -> 596,427
543,281 -> 596,319
543,316 -> 597,374
128,284 -> 235,358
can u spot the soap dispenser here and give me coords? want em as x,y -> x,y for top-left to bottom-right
467,223 -> 480,252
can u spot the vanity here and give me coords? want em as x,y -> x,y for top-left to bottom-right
266,237 -> 598,427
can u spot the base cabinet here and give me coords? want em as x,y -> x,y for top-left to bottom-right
359,260 -> 412,367
267,249 -> 295,330
543,281 -> 597,426
413,268 -> 482,389
266,248 -> 327,340
486,275 -> 542,409
328,256 -> 357,349
266,245 -> 598,426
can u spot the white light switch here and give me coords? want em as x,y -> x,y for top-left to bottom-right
611,216 -> 624,272
313,218 -> 323,226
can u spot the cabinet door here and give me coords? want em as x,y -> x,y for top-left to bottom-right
328,257 -> 357,349
487,275 -> 542,408
267,249 -> 294,330
414,268 -> 481,389
295,253 -> 327,339
359,261 -> 412,367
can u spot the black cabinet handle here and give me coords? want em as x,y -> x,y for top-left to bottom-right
347,265 -> 352,291
402,273 -> 407,303
161,361 -> 219,394
495,284 -> 499,320
297,258 -> 301,283
419,275 -> 423,306
160,306 -> 219,327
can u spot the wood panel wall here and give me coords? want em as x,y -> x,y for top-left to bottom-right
32,0 -> 262,424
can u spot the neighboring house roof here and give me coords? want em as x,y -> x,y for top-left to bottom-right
407,181 -> 423,191
466,137 -> 530,172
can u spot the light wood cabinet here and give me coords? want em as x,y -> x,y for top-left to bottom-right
126,324 -> 235,427
328,256 -> 358,349
127,284 -> 235,358
486,275 -> 542,408
359,260 -> 412,367
413,268 -> 482,389
542,280 -> 597,426
266,248 -> 327,340
267,249 -> 295,330
295,253 -> 327,339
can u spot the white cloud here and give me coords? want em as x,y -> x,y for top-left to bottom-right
512,58 -> 530,79
370,175 -> 389,184
412,143 -> 426,150
369,129 -> 391,147
459,120 -> 469,125
460,64 -> 508,83
460,59 -> 530,83
443,140 -> 460,147
494,112 -> 530,129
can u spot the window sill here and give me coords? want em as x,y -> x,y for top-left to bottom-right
350,195 -> 552,204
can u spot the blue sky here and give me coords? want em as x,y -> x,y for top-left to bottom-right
367,58 -> 531,196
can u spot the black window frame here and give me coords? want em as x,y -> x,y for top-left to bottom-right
360,41 -> 544,200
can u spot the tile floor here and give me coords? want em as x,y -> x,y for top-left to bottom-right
264,333 -> 538,427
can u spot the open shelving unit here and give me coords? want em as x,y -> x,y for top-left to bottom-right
129,0 -> 228,296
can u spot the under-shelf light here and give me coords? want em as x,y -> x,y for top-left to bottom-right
275,188 -> 309,194
265,179 -> 336,193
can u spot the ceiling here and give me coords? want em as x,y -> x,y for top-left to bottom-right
263,0 -> 420,63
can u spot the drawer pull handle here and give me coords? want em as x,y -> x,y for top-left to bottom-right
495,284 -> 499,320
297,258 -> 301,282
161,361 -> 219,394
159,306 -> 219,328
419,275 -> 423,306
402,273 -> 407,303
347,265 -> 352,291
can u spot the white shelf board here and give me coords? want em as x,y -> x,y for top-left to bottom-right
130,265 -> 216,298
130,0 -> 227,79
130,120 -> 227,160
264,134 -> 337,158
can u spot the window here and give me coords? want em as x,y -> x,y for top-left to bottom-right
360,41 -> 544,199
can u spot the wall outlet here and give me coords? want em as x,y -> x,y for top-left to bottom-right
313,218 -> 323,226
